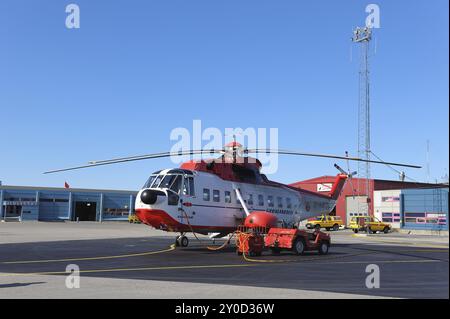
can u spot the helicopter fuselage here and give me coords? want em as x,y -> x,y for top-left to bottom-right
135,168 -> 340,235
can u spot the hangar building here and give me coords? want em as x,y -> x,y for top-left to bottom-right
291,177 -> 448,231
0,185 -> 137,222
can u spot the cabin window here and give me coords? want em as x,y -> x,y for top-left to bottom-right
183,177 -> 195,196
267,196 -> 274,207
225,191 -> 231,203
277,196 -> 283,208
189,177 -> 195,196
286,198 -> 292,209
203,189 -> 210,201
258,195 -> 264,206
248,194 -> 254,206
213,190 -> 220,202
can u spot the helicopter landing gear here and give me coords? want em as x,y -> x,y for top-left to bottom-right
175,234 -> 189,247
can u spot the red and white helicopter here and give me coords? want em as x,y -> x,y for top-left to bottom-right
45,142 -> 420,247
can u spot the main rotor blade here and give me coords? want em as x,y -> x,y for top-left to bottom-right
43,149 -> 224,174
245,149 -> 421,169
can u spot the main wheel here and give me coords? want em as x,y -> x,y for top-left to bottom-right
292,238 -> 306,255
353,229 -> 358,233
314,224 -> 321,230
177,235 -> 189,247
383,227 -> 390,234
333,224 -> 339,231
326,227 -> 331,231
318,241 -> 330,255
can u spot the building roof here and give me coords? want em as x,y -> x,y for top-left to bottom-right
0,185 -> 137,194
290,176 -> 448,189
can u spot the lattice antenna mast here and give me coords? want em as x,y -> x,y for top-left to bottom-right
352,26 -> 372,215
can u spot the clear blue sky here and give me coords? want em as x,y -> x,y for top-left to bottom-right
0,0 -> 448,190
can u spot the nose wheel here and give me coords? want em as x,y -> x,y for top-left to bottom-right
175,234 -> 189,247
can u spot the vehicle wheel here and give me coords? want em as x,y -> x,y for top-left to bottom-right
270,248 -> 281,255
292,238 -> 306,255
326,227 -> 331,231
178,235 -> 189,247
175,235 -> 180,246
333,224 -> 339,231
383,227 -> 390,234
318,241 -> 329,255
306,224 -> 311,229
314,224 -> 321,230
353,229 -> 358,233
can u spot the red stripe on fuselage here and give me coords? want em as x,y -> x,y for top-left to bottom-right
135,208 -> 236,233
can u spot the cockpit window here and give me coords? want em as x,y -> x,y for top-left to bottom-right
159,175 -> 174,188
152,175 -> 164,188
169,175 -> 182,194
143,175 -> 157,188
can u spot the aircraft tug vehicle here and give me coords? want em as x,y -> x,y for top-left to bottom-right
45,142 -> 420,247
235,210 -> 331,257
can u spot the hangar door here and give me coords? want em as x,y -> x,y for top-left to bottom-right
345,196 -> 369,225
74,201 -> 97,221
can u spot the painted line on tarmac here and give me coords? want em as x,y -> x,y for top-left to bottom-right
0,263 -> 255,277
1,244 -> 176,265
351,234 -> 449,249
3,256 -> 440,278
310,259 -> 443,265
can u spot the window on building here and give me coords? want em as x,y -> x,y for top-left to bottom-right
103,208 -> 129,218
203,189 -> 210,201
213,190 -> 220,202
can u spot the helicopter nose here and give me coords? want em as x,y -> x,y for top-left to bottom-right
141,189 -> 164,205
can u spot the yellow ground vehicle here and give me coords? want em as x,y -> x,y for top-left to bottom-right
128,213 -> 141,224
349,216 -> 391,234
305,215 -> 343,231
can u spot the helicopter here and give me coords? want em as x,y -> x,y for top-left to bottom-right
45,142 -> 420,247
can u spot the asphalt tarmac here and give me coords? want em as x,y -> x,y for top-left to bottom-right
0,225 -> 448,299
